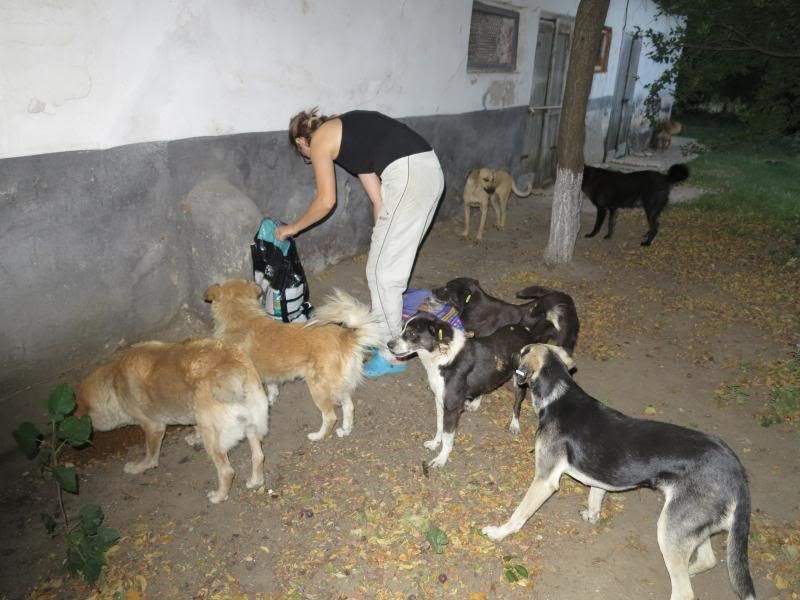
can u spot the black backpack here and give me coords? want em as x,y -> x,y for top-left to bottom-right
250,218 -> 312,322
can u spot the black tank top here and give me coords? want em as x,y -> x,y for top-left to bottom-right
335,110 -> 432,176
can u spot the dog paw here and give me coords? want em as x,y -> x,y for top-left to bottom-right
508,418 -> 521,435
428,455 -> 449,469
246,476 -> 264,490
207,489 -> 229,504
481,525 -> 507,541
464,397 -> 482,412
423,439 -> 441,450
266,385 -> 279,405
580,509 -> 600,524
307,431 -> 325,442
124,461 -> 153,475
335,426 -> 352,438
184,429 -> 203,448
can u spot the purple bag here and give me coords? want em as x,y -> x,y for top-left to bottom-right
402,288 -> 465,331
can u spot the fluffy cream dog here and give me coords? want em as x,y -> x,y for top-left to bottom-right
204,279 -> 382,441
652,120 -> 683,151
462,168 -> 534,240
75,338 -> 270,503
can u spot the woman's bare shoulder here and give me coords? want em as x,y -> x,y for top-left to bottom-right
312,119 -> 342,157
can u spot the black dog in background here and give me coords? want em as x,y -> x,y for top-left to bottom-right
582,163 -> 689,246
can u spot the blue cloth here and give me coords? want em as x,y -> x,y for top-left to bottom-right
363,350 -> 407,377
256,217 -> 291,255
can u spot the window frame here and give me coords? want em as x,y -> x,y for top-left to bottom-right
467,1 -> 521,73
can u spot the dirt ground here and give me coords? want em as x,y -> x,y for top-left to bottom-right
1,150 -> 799,600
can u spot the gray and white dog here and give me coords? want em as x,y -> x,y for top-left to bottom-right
482,344 -> 755,600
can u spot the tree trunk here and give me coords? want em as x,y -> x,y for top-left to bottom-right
544,0 -> 610,266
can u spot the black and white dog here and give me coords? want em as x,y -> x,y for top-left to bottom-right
387,312 -> 552,468
432,278 -> 579,353
482,344 -> 755,600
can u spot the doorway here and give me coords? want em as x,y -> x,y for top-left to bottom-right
605,32 -> 642,160
520,15 -> 574,185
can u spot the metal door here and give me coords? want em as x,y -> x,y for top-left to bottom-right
521,16 -> 573,185
605,33 -> 642,159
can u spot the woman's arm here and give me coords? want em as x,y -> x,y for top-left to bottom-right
358,173 -> 383,223
276,125 -> 339,239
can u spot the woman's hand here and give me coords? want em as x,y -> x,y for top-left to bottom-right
275,224 -> 295,240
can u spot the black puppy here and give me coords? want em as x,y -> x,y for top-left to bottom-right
483,344 -> 755,600
388,312 -> 549,468
433,278 -> 579,351
582,163 -> 689,246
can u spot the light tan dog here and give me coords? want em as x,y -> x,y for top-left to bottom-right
204,279 -> 382,441
653,120 -> 683,151
75,338 -> 270,503
463,168 -> 534,240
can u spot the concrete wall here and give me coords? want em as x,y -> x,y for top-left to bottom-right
0,0 -> 677,402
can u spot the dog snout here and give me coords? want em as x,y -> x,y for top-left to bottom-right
514,367 -> 529,387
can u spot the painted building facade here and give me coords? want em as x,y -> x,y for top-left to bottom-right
0,0 -> 678,404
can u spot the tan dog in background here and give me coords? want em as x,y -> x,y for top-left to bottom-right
463,168 -> 534,240
75,338 -> 270,503
204,279 -> 381,441
652,120 -> 683,151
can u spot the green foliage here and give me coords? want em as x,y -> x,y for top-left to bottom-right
501,555 -> 529,584
12,384 -> 119,586
65,505 -> 120,585
13,422 -> 42,459
679,114 -> 800,242
425,526 -> 449,554
641,0 -> 800,133
771,384 -> 800,419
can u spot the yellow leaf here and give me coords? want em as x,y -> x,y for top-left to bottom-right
644,405 -> 657,415
775,574 -> 788,589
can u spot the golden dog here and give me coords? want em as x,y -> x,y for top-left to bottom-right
75,338 -> 269,503
462,168 -> 534,240
204,279 -> 381,441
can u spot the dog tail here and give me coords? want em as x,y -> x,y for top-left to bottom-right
309,288 -> 383,351
666,163 -> 689,184
726,483 -> 756,600
516,285 -> 559,300
511,177 -> 534,198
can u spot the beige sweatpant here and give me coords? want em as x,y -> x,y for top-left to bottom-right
366,150 -> 444,357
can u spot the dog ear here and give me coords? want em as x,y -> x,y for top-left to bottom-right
204,284 -> 221,303
546,345 -> 575,371
521,346 -> 545,381
428,321 -> 454,345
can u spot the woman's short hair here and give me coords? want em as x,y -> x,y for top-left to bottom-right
288,108 -> 332,155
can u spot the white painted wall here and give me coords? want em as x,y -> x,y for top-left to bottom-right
0,0 -> 676,160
